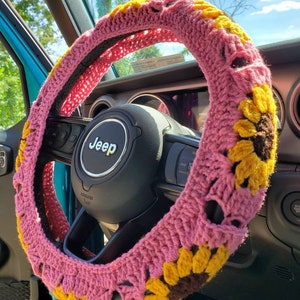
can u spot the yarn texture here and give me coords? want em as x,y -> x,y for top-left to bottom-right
13,0 -> 277,299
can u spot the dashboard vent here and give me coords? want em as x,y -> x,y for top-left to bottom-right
0,280 -> 30,299
289,84 -> 300,135
88,99 -> 111,118
273,265 -> 295,282
293,91 -> 300,126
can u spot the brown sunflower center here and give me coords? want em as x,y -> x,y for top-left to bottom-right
168,273 -> 209,300
252,113 -> 274,161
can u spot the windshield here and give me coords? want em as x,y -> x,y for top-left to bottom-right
233,0 -> 300,45
86,0 -> 300,45
83,0 -> 300,76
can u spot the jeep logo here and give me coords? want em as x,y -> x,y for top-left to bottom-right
88,137 -> 117,156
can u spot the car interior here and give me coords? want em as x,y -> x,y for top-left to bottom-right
0,0 -> 300,299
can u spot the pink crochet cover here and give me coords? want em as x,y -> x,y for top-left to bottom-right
14,1 -> 277,299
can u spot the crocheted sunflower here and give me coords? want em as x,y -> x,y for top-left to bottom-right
228,83 -> 277,195
145,245 -> 230,299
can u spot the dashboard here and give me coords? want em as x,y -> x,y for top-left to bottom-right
87,84 -> 210,134
80,39 -> 300,299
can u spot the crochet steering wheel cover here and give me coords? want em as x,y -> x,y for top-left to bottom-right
14,1 -> 277,299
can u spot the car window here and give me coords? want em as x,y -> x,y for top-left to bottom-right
0,41 -> 25,130
11,0 -> 68,62
11,0 -> 67,62
1,1 -> 69,131
0,0 -> 68,131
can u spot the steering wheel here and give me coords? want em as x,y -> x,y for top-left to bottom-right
14,0 -> 277,299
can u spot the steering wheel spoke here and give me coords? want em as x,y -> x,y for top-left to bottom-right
155,133 -> 199,202
41,116 -> 88,164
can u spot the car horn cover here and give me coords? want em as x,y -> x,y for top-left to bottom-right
14,0 -> 277,299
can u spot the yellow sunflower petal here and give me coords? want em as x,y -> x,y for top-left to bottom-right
110,0 -> 147,16
214,16 -> 250,43
177,248 -> 193,278
268,96 -> 277,116
163,262 -> 180,286
228,140 -> 254,162
15,120 -> 31,171
214,15 -> 231,29
226,22 -> 250,43
234,119 -> 257,138
193,244 -> 211,274
248,161 -> 268,194
267,156 -> 276,175
235,153 -> 261,189
239,99 -> 261,123
47,56 -> 63,79
202,7 -> 223,19
48,47 -> 72,79
267,145 -> 277,174
16,216 -> 28,252
253,84 -> 274,115
194,1 -> 213,11
145,278 -> 170,297
52,287 -> 66,300
52,286 -> 86,300
265,89 -> 277,116
206,245 -> 230,281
